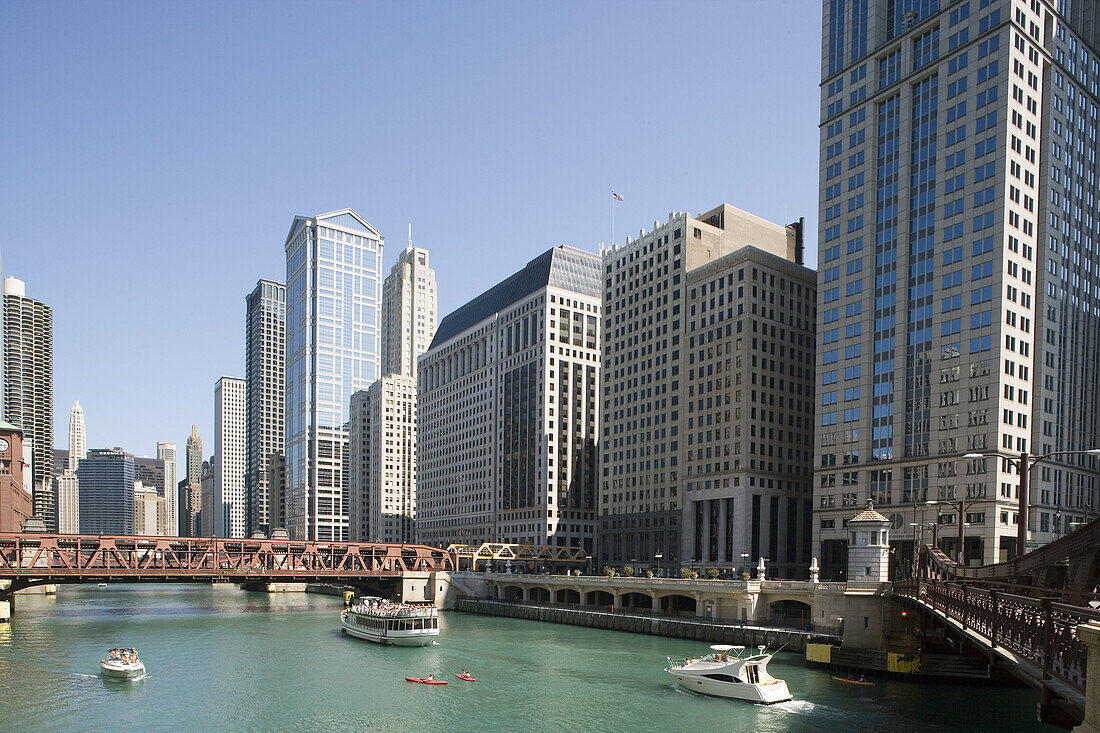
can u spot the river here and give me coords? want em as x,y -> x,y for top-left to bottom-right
0,584 -> 1058,732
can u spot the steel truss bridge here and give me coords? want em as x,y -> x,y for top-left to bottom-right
894,515 -> 1100,728
0,533 -> 453,592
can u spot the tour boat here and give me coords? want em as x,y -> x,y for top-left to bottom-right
340,596 -> 439,646
100,648 -> 145,679
666,644 -> 792,703
404,676 -> 447,685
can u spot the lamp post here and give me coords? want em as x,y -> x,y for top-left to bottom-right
966,448 -> 1100,559
654,552 -> 663,578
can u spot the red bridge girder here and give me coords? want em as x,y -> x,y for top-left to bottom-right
0,533 -> 453,585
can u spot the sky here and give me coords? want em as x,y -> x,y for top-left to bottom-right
0,0 -> 823,462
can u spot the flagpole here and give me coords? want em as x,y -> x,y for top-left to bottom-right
610,189 -> 615,248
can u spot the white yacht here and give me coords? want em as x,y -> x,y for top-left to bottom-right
100,648 -> 145,680
666,644 -> 792,703
340,596 -> 439,646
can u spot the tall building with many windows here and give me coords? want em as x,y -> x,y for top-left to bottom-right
214,376 -> 247,537
417,246 -> 602,550
181,425 -> 202,536
246,279 -> 285,537
77,448 -> 135,535
157,441 -> 176,535
349,239 -> 437,543
68,401 -> 85,471
599,206 -> 815,577
815,0 -> 1100,577
284,209 -> 383,541
3,276 -> 53,529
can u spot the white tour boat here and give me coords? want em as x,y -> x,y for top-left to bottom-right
100,648 -> 145,679
340,596 -> 439,646
666,644 -> 792,703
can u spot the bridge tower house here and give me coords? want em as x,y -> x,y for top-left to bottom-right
847,501 -> 890,583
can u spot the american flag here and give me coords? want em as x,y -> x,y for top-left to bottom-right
612,192 -> 624,201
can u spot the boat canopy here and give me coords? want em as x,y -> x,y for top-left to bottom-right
710,644 -> 736,651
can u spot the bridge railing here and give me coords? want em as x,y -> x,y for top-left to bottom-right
895,578 -> 1100,694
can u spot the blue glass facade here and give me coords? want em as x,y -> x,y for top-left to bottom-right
77,448 -> 135,535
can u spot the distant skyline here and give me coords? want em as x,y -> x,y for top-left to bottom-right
1,1 -> 822,456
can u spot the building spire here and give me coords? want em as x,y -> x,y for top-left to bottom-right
407,223 -> 413,251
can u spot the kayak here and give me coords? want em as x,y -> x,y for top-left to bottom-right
404,677 -> 448,685
455,673 -> 476,682
832,676 -> 874,686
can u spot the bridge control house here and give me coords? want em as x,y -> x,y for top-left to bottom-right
0,420 -> 30,532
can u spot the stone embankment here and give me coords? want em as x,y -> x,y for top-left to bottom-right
456,598 -> 819,651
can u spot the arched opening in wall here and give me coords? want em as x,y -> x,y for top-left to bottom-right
555,588 -> 580,605
658,594 -> 696,617
621,592 -> 653,611
770,600 -> 811,629
529,587 -> 551,603
585,590 -> 614,607
503,585 -> 524,602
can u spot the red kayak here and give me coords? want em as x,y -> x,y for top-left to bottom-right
404,677 -> 448,685
455,673 -> 476,682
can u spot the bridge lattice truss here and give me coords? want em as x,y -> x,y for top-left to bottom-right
0,533 -> 453,590
895,515 -> 1100,700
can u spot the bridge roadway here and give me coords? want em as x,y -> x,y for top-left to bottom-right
0,532 -> 453,592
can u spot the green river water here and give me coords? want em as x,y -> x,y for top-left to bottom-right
0,584 -> 1057,732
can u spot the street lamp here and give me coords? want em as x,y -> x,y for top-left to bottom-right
966,448 -> 1100,559
654,552 -> 663,578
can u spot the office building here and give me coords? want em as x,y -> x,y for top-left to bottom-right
214,376 -> 247,537
815,0 -> 1100,575
200,457 -> 214,537
68,401 -> 85,471
417,246 -> 602,550
54,470 -> 79,533
599,206 -> 815,577
157,442 -> 177,535
3,276 -> 53,529
77,448 -> 135,535
181,425 -> 203,536
0,420 -> 30,532
382,237 -> 437,380
246,279 -> 285,538
134,480 -> 165,535
284,209 -> 383,541
133,457 -> 164,495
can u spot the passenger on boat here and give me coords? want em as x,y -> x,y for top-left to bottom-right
426,675 -> 434,681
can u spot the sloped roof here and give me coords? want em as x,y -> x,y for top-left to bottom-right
0,419 -> 21,434
429,245 -> 600,349
849,500 -> 889,523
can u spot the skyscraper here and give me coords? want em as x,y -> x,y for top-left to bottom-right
349,239 -> 437,543
157,441 -> 177,535
815,0 -> 1100,576
599,206 -> 815,576
214,376 -> 247,537
181,425 -> 203,536
3,276 -> 53,530
68,401 -> 85,471
382,236 -> 437,380
77,448 -> 135,535
245,279 -> 285,538
284,209 -> 383,541
417,246 -> 602,550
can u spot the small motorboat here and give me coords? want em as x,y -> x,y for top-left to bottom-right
404,676 -> 448,685
455,673 -> 476,682
832,675 -> 875,686
666,644 -> 792,704
100,648 -> 144,679
97,583 -> 108,588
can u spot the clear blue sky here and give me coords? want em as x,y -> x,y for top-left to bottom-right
1,0 -> 822,461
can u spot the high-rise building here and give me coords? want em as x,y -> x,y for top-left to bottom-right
68,401 -> 85,471
284,209 -> 384,541
815,0 -> 1100,576
200,457 -> 214,537
3,276 -> 54,529
77,448 -> 135,535
157,442 -> 176,535
54,470 -> 79,533
134,480 -> 166,535
417,246 -> 602,550
382,237 -> 437,380
214,376 -> 247,537
349,239 -> 437,543
182,425 -> 203,536
133,457 -> 164,495
598,206 -> 815,577
245,279 -> 286,538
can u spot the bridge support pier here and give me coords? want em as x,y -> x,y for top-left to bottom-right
1075,622 -> 1100,733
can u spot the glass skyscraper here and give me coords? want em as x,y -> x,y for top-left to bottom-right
815,0 -> 1100,576
284,209 -> 383,541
